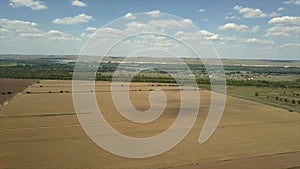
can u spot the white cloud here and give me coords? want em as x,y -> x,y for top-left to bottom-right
19,32 -> 43,38
81,27 -> 120,39
233,5 -> 267,18
46,30 -> 77,41
0,19 -> 84,55
146,10 -> 161,18
268,16 -> 300,25
71,0 -> 86,7
225,36 -> 274,45
277,7 -> 284,11
0,18 -> 41,33
266,26 -> 300,36
0,28 -> 12,34
219,23 -> 248,31
124,19 -> 194,32
224,16 -> 240,20
175,30 -> 222,41
198,30 -> 222,40
47,30 -> 67,36
266,16 -> 300,36
9,0 -> 47,10
278,43 -> 300,48
198,9 -> 205,12
183,19 -> 193,25
126,21 -> 147,32
243,38 -> 274,44
233,5 -> 283,18
0,18 -> 79,42
218,23 -> 259,32
148,19 -> 193,29
53,14 -> 92,25
86,27 -> 97,32
283,0 -> 300,5
18,29 -> 77,41
269,12 -> 281,17
80,31 -> 95,39
94,27 -> 123,37
249,25 -> 260,32
124,13 -> 136,20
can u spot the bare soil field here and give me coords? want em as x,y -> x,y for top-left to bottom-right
0,80 -> 299,169
0,78 -> 36,105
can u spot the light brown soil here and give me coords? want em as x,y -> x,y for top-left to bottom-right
0,80 -> 299,169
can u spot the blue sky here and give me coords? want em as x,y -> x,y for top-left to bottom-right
0,0 -> 299,59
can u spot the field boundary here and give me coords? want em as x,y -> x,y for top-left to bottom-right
228,93 -> 299,113
0,79 -> 37,111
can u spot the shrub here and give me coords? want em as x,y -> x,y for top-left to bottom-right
255,92 -> 259,96
292,100 -> 296,104
7,91 -> 12,94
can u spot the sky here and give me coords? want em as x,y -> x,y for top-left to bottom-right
0,0 -> 299,59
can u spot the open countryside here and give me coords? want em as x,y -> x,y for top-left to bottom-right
0,77 -> 299,168
1,0 -> 300,168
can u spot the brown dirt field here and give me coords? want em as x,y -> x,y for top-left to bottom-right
0,78 -> 37,105
0,80 -> 299,169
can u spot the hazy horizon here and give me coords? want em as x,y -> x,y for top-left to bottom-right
1,53 -> 300,61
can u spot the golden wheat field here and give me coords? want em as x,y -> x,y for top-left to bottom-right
0,80 -> 299,169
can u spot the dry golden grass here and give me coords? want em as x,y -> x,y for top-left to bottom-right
0,80 -> 299,169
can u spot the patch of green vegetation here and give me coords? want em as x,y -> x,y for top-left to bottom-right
227,86 -> 300,112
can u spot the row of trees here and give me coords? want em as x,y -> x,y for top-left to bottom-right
255,92 -> 300,104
